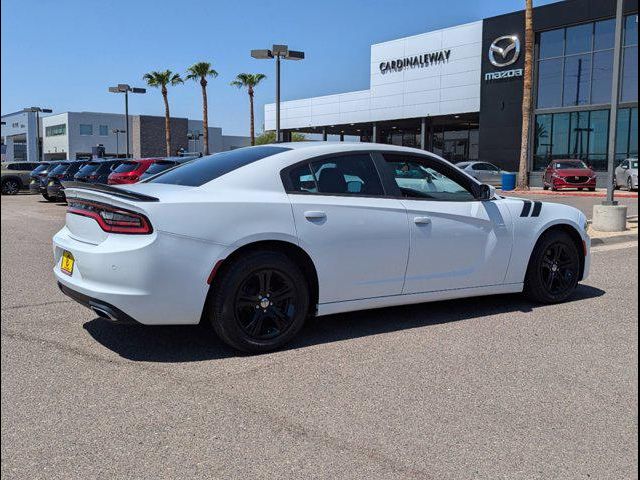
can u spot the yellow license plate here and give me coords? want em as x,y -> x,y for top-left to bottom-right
61,251 -> 74,276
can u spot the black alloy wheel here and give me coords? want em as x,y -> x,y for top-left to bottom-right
538,243 -> 579,297
524,230 -> 581,303
234,268 -> 297,341
209,250 -> 310,353
2,179 -> 20,195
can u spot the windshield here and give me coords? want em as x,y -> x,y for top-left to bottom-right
113,161 -> 140,173
31,163 -> 50,174
148,146 -> 290,186
554,161 -> 588,170
77,163 -> 101,176
49,163 -> 70,175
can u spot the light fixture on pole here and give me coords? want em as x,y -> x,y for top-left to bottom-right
112,128 -> 126,158
22,107 -> 52,162
108,84 -> 146,158
251,45 -> 304,142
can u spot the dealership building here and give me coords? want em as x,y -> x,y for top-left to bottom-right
265,0 -> 638,185
1,110 -> 249,162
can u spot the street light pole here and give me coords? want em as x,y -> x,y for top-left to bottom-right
112,129 -> 125,158
604,0 -> 624,206
251,45 -> 304,143
276,53 -> 281,142
109,84 -> 146,158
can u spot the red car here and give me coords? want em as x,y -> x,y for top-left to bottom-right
107,158 -> 159,185
543,159 -> 597,192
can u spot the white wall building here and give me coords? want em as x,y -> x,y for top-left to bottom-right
265,21 -> 483,131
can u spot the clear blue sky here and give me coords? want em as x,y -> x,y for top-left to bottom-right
1,0 -> 559,136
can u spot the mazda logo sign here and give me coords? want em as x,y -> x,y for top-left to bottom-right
488,35 -> 520,68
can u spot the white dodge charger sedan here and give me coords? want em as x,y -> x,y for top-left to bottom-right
53,143 -> 591,352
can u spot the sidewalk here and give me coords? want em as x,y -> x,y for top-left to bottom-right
589,217 -> 638,247
501,187 -> 638,199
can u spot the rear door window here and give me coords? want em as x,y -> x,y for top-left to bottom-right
148,146 -> 290,186
286,154 -> 384,196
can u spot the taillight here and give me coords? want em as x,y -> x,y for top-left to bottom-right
67,199 -> 152,234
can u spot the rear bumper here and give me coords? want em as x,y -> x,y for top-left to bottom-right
29,180 -> 42,194
58,282 -> 140,324
52,225 -> 226,325
47,184 -> 64,198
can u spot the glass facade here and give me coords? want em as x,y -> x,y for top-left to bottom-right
621,14 -> 638,103
534,15 -> 638,173
534,107 -> 638,171
45,124 -> 66,137
537,18 -> 618,108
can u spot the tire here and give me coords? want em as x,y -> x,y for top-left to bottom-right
588,188 -> 596,192
551,186 -> 558,192
1,178 -> 21,195
208,250 -> 310,353
524,230 -> 581,304
543,184 -> 549,191
42,193 -> 55,202
578,188 -> 584,191
628,177 -> 634,191
613,177 -> 619,190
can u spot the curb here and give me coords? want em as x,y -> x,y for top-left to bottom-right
591,233 -> 638,247
501,189 -> 638,198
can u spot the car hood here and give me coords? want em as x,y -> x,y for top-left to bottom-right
555,168 -> 594,176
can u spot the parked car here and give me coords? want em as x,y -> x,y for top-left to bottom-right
1,161 -> 40,195
74,159 -> 123,184
456,161 -> 509,187
30,161 -> 63,199
542,159 -> 597,191
138,156 -> 199,181
54,143 -> 591,353
107,158 -> 159,185
613,158 -> 638,191
46,161 -> 87,201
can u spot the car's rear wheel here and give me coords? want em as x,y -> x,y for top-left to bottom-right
628,177 -> 634,191
42,193 -> 55,202
1,178 -> 21,195
208,251 -> 310,353
524,230 -> 581,304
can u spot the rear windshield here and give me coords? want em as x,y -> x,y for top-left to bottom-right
77,163 -> 101,175
113,161 -> 140,173
50,163 -> 70,174
142,160 -> 179,177
148,146 -> 290,186
31,163 -> 50,174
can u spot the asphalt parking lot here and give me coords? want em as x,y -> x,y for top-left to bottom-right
1,193 -> 638,479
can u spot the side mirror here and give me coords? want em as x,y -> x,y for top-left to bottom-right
478,184 -> 496,201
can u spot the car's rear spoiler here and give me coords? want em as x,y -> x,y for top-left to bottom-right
61,181 -> 159,202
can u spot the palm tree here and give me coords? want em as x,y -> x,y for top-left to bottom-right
517,0 -> 534,190
185,62 -> 218,155
230,73 -> 267,146
142,70 -> 183,156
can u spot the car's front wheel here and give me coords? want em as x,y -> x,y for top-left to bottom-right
524,230 -> 581,303
208,250 -> 310,353
628,177 -> 635,191
1,178 -> 21,195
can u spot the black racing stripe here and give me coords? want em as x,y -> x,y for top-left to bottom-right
531,201 -> 542,217
520,200 -> 532,217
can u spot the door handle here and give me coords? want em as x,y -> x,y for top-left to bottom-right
304,211 -> 326,220
413,216 -> 432,225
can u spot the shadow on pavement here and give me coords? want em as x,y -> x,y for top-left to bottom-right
83,284 -> 605,363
